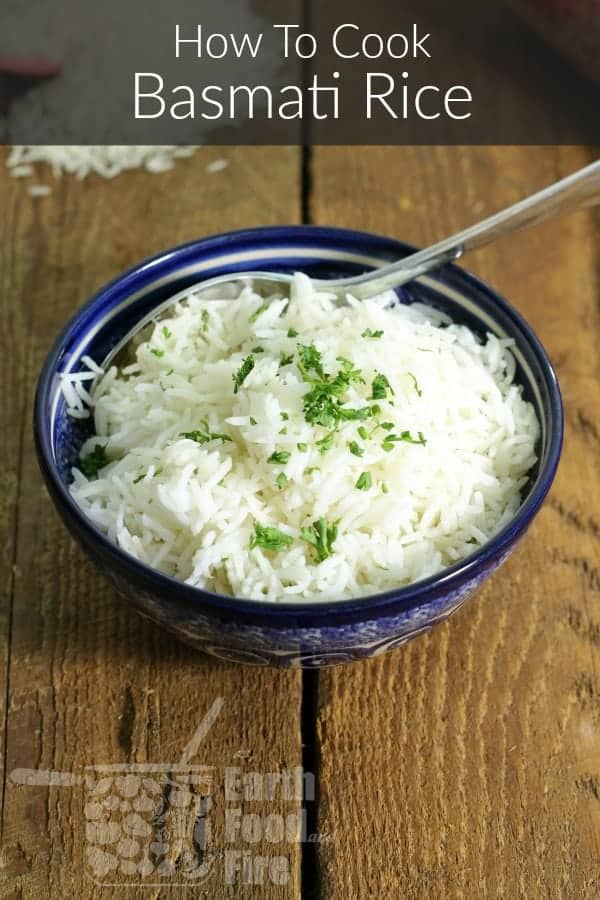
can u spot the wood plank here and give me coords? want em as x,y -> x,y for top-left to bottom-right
0,157 -> 39,854
0,147 -> 304,898
310,146 -> 600,898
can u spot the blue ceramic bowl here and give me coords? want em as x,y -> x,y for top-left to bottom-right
34,226 -> 563,667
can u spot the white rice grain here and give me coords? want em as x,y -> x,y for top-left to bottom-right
65,274 -> 540,602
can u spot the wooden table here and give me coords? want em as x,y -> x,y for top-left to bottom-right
0,145 -> 599,898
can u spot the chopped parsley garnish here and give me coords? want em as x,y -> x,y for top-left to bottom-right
297,343 -> 325,379
249,522 -> 293,553
249,416 -> 258,426
355,471 -> 372,491
249,303 -> 268,323
302,383 -> 339,428
252,346 -> 265,353
165,368 -> 174,376
287,327 -> 299,338
150,348 -> 164,358
407,372 -> 423,397
334,356 -> 365,386
279,352 -> 294,367
133,472 -> 145,484
382,430 -> 427,451
297,442 -> 308,452
371,373 -> 393,400
316,431 -> 335,455
301,517 -> 339,563
306,467 -> 320,475
275,472 -> 288,490
362,328 -> 384,339
181,423 -> 233,445
280,412 -> 289,421
279,427 -> 288,435
382,482 -> 389,494
233,354 -> 255,393
201,309 -> 209,332
300,355 -> 366,429
80,444 -> 110,478
354,418 -> 397,444
267,450 -> 291,464
348,441 -> 364,457
161,326 -> 172,339
336,405 -> 370,422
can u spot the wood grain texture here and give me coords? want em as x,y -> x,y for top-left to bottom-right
310,146 -> 600,899
2,143 -> 599,899
0,147 -> 304,898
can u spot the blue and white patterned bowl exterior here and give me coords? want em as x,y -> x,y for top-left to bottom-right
34,227 -> 563,667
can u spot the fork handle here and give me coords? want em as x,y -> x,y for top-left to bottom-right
327,158 -> 600,299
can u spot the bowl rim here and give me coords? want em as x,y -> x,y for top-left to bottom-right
34,224 -> 564,622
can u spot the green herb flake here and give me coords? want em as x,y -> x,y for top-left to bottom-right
161,326 -> 172,339
249,303 -> 268,324
133,472 -> 145,484
316,431 -> 335,455
287,327 -> 299,338
333,357 -> 366,390
300,517 -> 339,563
300,353 -> 366,429
371,373 -> 393,400
348,441 -> 364,457
382,430 -> 427,452
361,328 -> 384,339
297,343 -> 325,379
382,482 -> 389,494
150,348 -> 164,358
297,442 -> 308,452
279,352 -> 294,367
252,346 -> 265,354
249,522 -> 293,553
276,472 -> 288,490
153,466 -> 163,478
379,421 -> 394,431
267,450 -> 291,465
280,412 -> 290,421
355,471 -> 372,491
201,309 -> 209,332
80,444 -> 111,478
407,372 -> 423,397
337,405 -> 370,422
249,416 -> 258,426
357,426 -> 369,441
279,427 -> 288,435
306,466 -> 320,475
165,368 -> 174,376
233,355 -> 255,393
181,425 -> 233,445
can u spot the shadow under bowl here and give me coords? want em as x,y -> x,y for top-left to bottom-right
34,226 -> 563,667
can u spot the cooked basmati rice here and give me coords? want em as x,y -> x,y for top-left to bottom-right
27,184 -> 52,197
66,275 -> 540,602
7,146 -> 198,181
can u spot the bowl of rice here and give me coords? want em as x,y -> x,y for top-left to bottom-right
34,226 -> 563,667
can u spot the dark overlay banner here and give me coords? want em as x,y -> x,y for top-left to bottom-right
0,0 -> 598,144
